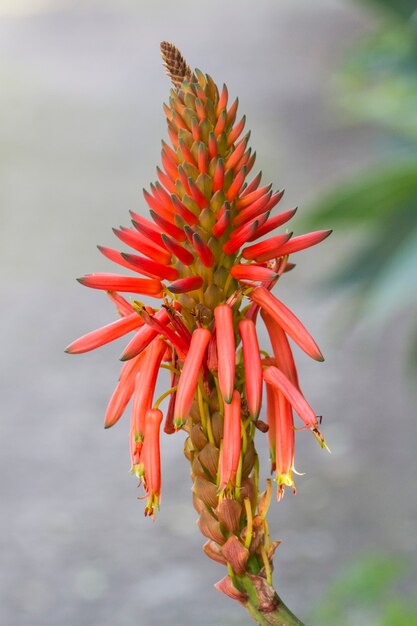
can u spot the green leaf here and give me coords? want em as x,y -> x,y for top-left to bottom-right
364,226 -> 417,324
304,161 -> 417,229
355,0 -> 417,21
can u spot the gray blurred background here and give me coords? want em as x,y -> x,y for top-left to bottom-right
1,1 -> 416,625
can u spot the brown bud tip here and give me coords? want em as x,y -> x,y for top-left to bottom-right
160,41 -> 193,89
254,420 -> 269,433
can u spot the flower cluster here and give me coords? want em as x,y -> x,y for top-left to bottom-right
66,42 -> 331,518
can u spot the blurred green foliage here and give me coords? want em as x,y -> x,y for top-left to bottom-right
305,0 -> 417,363
310,553 -> 417,626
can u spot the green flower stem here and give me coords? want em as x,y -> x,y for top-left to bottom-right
237,575 -> 305,626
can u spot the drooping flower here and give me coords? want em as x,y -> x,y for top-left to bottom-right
67,42 -> 331,619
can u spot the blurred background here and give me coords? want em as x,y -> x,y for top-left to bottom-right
1,0 -> 416,624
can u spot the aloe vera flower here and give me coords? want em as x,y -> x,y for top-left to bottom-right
66,42 -> 331,625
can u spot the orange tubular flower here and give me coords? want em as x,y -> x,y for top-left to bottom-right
275,390 -> 296,500
141,408 -> 163,518
130,337 -> 166,475
265,382 -> 277,472
238,319 -> 262,420
261,309 -> 300,388
263,365 -> 326,447
67,42 -> 332,624
214,304 -> 236,403
173,328 -> 211,429
250,286 -> 324,362
219,390 -> 242,489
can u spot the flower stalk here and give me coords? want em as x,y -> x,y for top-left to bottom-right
66,42 -> 331,626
